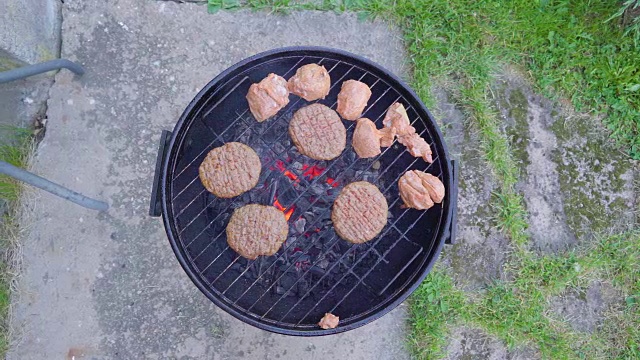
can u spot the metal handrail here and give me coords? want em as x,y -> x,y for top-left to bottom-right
0,59 -> 84,84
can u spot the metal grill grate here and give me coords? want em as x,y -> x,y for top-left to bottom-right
157,48 -> 454,335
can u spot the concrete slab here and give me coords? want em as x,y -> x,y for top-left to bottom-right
434,87 -> 509,291
493,70 -> 637,252
549,281 -> 621,333
0,74 -> 52,131
9,1 -> 411,359
444,326 -> 538,360
0,0 -> 61,64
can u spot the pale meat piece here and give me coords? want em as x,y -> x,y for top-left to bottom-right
318,313 -> 339,329
246,73 -> 290,122
336,80 -> 372,120
398,133 -> 434,163
382,102 -> 415,136
398,170 -> 445,210
379,126 -> 396,147
352,118 -> 396,158
383,102 -> 434,163
287,64 -> 331,101
352,118 -> 382,158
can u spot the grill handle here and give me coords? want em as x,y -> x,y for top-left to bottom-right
149,130 -> 172,217
445,159 -> 459,245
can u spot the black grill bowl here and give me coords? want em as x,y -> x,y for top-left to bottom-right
150,47 -> 458,336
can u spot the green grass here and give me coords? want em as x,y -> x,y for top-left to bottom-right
407,270 -> 465,359
0,126 -> 32,202
0,126 -> 33,355
409,231 -> 640,359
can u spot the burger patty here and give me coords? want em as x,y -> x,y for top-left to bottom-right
199,142 -> 261,198
331,181 -> 388,244
289,103 -> 346,161
226,204 -> 289,260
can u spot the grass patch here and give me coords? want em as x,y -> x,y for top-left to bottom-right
410,232 -> 640,359
407,270 -> 465,359
0,126 -> 33,355
0,127 -> 32,202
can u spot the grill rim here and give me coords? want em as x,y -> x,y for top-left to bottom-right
158,46 -> 455,336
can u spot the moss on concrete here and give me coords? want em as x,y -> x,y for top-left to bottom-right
550,117 -> 635,239
505,88 -> 531,175
492,83 -> 531,177
0,56 -> 22,72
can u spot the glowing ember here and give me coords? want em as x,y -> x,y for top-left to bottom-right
275,160 -> 299,183
284,208 -> 294,221
302,164 -> 325,179
273,197 -> 294,221
326,177 -> 339,188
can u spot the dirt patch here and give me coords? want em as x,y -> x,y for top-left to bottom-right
549,281 -> 622,333
444,326 -> 539,360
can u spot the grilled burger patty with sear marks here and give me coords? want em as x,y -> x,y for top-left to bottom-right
331,181 -> 388,244
199,142 -> 261,198
289,103 -> 346,161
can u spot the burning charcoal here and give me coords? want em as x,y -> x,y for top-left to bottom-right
297,278 -> 309,296
273,143 -> 285,154
292,161 -> 303,171
237,131 -> 251,144
337,241 -> 351,252
309,265 -> 325,276
331,265 -> 342,275
343,169 -> 356,179
214,218 -> 226,232
295,198 -> 311,213
316,258 -> 330,270
249,191 -> 262,203
230,262 -> 243,272
277,262 -> 289,272
230,201 -> 244,209
310,183 -> 325,196
308,246 -> 321,257
297,254 -> 310,263
280,273 -> 297,297
293,217 -> 306,234
363,173 -> 377,183
276,286 -> 285,295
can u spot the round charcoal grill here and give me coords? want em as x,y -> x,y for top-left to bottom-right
149,47 -> 458,336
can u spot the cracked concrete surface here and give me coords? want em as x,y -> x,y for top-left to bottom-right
444,327 -> 538,360
9,1 -> 410,359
